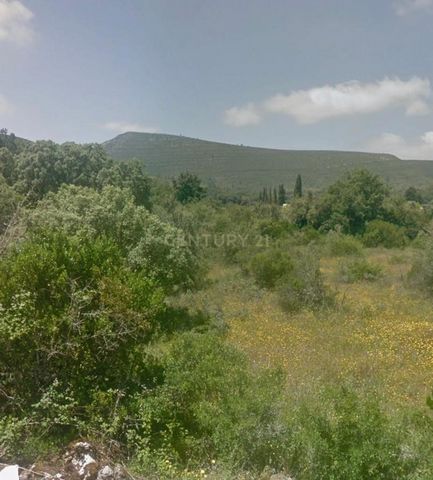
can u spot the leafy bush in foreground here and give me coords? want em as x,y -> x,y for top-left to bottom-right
0,231 -> 165,413
131,333 -> 284,471
285,387 -> 423,480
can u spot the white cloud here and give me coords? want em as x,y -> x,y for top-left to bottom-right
102,121 -> 159,134
263,77 -> 431,124
0,0 -> 34,46
223,103 -> 261,127
394,0 -> 433,16
366,131 -> 433,159
0,94 -> 13,114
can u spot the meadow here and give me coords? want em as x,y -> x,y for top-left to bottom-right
177,248 -> 433,408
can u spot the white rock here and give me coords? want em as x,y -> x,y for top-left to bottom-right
96,466 -> 114,480
71,453 -> 97,478
270,474 -> 294,480
0,466 -> 19,480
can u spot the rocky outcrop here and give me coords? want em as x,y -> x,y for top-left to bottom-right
1,442 -> 129,480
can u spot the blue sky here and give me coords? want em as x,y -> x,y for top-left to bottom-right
1,0 -> 433,158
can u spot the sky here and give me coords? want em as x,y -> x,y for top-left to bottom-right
1,0 -> 433,159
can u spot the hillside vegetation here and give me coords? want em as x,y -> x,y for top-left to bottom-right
103,131 -> 433,194
2,131 -> 433,479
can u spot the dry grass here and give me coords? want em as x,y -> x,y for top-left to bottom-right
176,248 -> 433,408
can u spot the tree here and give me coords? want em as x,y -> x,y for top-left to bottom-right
97,159 -> 152,208
0,147 -> 16,185
278,184 -> 287,205
26,185 -> 200,293
173,172 -> 206,204
14,141 -> 109,202
294,174 -> 303,198
0,128 -> 19,153
404,186 -> 423,204
12,141 -> 152,206
311,169 -> 389,235
0,174 -> 20,234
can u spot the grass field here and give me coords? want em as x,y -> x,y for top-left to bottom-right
175,248 -> 433,408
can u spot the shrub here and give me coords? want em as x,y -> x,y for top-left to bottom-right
363,220 -> 408,248
324,231 -> 364,256
26,185 -> 201,293
0,230 -> 165,414
291,226 -> 323,246
382,195 -> 428,240
412,231 -> 430,250
248,248 -> 293,288
339,258 -> 383,283
408,241 -> 433,295
285,387 -> 421,480
131,332 -> 285,471
277,250 -> 333,312
259,219 -> 296,239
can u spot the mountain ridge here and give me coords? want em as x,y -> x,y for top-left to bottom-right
103,132 -> 433,194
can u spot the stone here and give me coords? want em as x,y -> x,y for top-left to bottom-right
270,474 -> 294,480
96,466 -> 114,480
64,442 -> 99,480
0,466 -> 19,480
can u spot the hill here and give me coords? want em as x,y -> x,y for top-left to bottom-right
103,132 -> 433,194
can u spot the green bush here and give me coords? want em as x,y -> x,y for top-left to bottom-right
277,250 -> 333,312
285,387 -> 421,480
248,248 -> 293,288
325,231 -> 364,256
291,226 -> 323,246
258,219 -> 296,239
408,241 -> 433,295
339,258 -> 383,283
412,231 -> 430,250
382,195 -> 428,240
26,185 -> 201,293
363,220 -> 408,248
0,230 -> 165,414
130,332 -> 285,471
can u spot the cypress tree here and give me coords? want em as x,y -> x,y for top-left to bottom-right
278,184 -> 286,205
294,174 -> 303,198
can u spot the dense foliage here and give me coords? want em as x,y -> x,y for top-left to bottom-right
1,131 -> 433,479
173,172 -> 207,204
